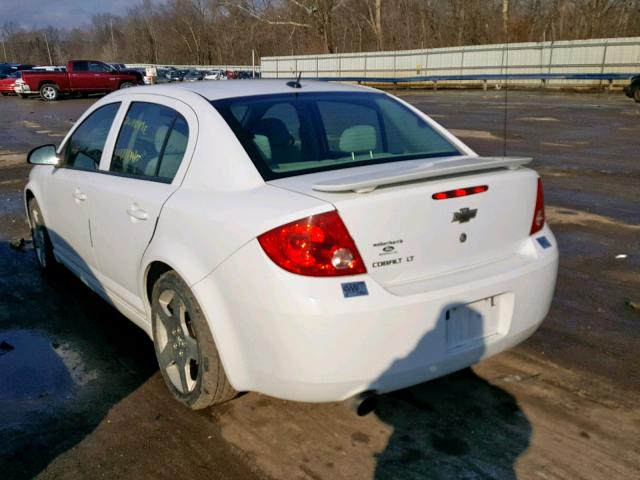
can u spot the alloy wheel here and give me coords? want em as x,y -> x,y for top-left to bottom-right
154,288 -> 200,394
41,86 -> 56,100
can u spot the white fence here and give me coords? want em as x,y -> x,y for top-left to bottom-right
261,37 -> 640,87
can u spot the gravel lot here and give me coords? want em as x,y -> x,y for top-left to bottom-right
0,88 -> 638,480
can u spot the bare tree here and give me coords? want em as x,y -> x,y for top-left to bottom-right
1,0 -> 639,64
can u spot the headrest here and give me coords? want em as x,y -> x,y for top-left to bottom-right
252,118 -> 294,147
339,125 -> 377,153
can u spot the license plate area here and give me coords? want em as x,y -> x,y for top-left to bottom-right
445,294 -> 508,351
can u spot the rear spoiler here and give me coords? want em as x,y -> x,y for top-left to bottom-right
312,156 -> 532,193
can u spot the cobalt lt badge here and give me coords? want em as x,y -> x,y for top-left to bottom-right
452,207 -> 477,223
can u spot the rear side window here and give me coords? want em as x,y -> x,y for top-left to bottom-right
316,101 -> 384,154
110,102 -> 189,182
212,92 -> 459,180
63,103 -> 120,171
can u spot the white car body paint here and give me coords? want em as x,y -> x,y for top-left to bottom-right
25,80 -> 558,402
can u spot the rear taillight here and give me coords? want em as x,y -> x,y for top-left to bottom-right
258,211 -> 367,277
530,178 -> 545,235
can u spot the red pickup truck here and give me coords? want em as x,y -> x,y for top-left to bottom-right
15,60 -> 142,101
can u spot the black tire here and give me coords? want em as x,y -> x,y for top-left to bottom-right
634,88 -> 640,103
28,198 -> 57,273
1,92 -> 7,96
120,81 -> 135,89
39,83 -> 59,101
151,271 -> 236,409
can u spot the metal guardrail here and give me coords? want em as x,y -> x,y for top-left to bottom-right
276,72 -> 637,91
311,72 -> 636,82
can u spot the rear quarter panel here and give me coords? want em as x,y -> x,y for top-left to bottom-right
143,184 -> 331,291
135,89 -> 332,315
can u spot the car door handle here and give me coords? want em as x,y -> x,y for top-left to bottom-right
72,189 -> 87,202
126,204 -> 149,221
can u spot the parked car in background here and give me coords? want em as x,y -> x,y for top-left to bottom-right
15,60 -> 142,100
0,64 -> 17,79
108,64 -> 149,80
0,63 -> 36,79
24,80 -> 557,410
183,70 -> 204,82
156,69 -> 173,83
168,70 -> 185,82
143,68 -> 173,85
623,75 -> 640,102
0,71 -> 22,95
204,69 -> 226,81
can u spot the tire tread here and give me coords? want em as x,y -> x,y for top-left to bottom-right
152,271 -> 236,409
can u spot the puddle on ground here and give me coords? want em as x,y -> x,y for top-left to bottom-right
0,329 -> 95,428
0,190 -> 28,241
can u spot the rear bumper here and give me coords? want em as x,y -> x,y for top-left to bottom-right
15,84 -> 31,94
192,226 -> 558,402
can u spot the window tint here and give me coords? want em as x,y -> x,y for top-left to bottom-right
110,102 -> 189,182
250,102 -> 301,166
73,61 -> 88,72
213,92 -> 459,181
64,103 -> 120,171
157,116 -> 188,181
317,101 -> 383,154
89,61 -> 109,72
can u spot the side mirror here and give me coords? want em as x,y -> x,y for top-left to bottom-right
27,144 -> 59,166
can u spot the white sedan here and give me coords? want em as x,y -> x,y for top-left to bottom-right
24,80 -> 558,410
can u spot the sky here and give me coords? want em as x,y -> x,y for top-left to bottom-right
0,0 -> 165,29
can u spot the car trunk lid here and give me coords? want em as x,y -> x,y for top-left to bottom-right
268,157 -> 539,288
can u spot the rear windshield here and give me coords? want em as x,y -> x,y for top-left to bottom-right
211,92 -> 460,180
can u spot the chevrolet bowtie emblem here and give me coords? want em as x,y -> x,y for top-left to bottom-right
452,207 -> 478,223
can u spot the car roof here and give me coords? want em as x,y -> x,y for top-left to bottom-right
125,79 -> 373,101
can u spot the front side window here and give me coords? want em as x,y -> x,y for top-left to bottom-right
89,61 -> 110,73
212,92 -> 460,180
110,102 -> 189,182
63,103 -> 120,171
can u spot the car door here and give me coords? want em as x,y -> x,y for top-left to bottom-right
88,61 -> 118,90
89,96 -> 196,315
68,61 -> 94,91
45,102 -> 122,276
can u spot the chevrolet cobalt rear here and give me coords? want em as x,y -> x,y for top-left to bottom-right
24,80 -> 558,408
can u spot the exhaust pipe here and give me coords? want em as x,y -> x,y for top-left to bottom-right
351,391 -> 378,416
